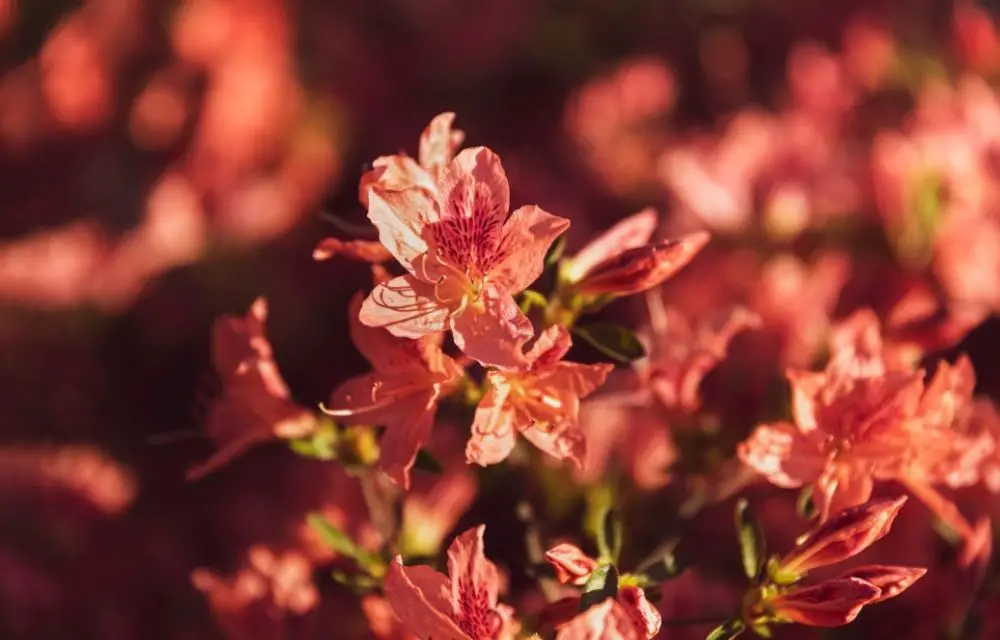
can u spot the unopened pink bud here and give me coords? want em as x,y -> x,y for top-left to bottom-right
574,232 -> 709,298
769,577 -> 882,627
544,543 -> 599,586
776,496 -> 907,577
836,565 -> 926,603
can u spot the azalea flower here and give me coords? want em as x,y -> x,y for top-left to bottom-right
361,146 -> 570,369
188,298 -> 318,480
559,207 -> 709,300
385,525 -> 517,640
466,325 -> 612,467
322,293 -> 464,488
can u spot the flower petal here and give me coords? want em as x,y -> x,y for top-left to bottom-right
555,599 -> 642,640
490,205 -> 571,293
378,391 -> 440,489
617,586 -> 662,640
525,324 -> 573,366
467,382 -> 518,466
521,420 -> 587,469
359,155 -> 437,208
360,275 -> 449,339
450,288 -> 533,370
419,112 -> 465,173
447,526 -> 504,638
385,556 -> 468,640
563,208 -> 658,283
738,422 -> 827,489
347,292 -> 450,374
367,187 -> 438,272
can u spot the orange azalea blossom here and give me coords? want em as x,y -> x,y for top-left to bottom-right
188,297 -> 318,480
466,325 -> 612,467
359,112 -> 466,208
739,309 -> 996,549
542,543 -> 661,640
360,146 -> 569,369
323,293 -> 463,489
385,525 -> 518,640
559,208 -> 709,299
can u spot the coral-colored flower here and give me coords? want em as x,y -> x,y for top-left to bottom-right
544,543 -> 600,586
359,112 -> 465,207
361,146 -> 569,369
554,586 -> 661,640
188,298 -> 318,480
836,565 -> 927,603
776,496 -> 907,578
467,325 -> 612,467
385,525 -> 517,640
739,310 -> 928,521
767,577 -> 881,627
324,293 -> 464,488
560,208 -> 709,299
638,295 -> 761,412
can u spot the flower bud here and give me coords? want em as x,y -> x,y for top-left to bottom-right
573,232 -> 709,298
837,565 -> 926,603
544,543 -> 599,586
775,496 -> 907,579
768,578 -> 881,627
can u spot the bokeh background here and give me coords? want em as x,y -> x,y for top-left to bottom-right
5,0 -> 1000,638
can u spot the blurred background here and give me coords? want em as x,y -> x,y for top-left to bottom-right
4,0 -> 1000,638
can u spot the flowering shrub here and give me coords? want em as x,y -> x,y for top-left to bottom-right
8,2 -> 1000,639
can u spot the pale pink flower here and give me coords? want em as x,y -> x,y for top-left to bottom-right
466,325 -> 612,467
188,298 -> 318,480
560,207 -> 709,299
323,293 -> 464,488
359,112 -> 465,207
361,146 -> 569,369
385,525 -> 517,640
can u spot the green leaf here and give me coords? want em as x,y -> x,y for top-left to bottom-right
307,513 -> 384,577
412,449 -> 443,475
573,323 -> 646,363
734,498 -> 766,582
579,563 -> 619,612
705,618 -> 745,640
